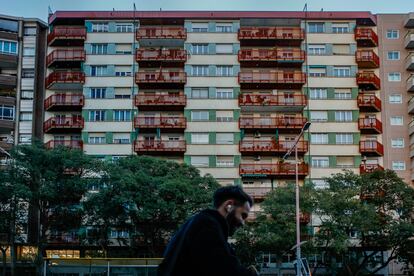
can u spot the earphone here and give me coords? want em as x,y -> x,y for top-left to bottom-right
226,204 -> 233,213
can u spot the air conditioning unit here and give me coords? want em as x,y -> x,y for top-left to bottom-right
254,155 -> 261,161
254,131 -> 261,138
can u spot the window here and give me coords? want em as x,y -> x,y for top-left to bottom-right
115,66 -> 132,77
333,67 -> 351,77
389,94 -> 402,104
89,135 -> 105,144
191,88 -> 208,99
311,133 -> 328,144
192,22 -> 208,32
191,65 -> 208,76
216,156 -> 234,167
91,44 -> 108,55
390,116 -> 403,125
89,110 -> 106,122
92,23 -> 108,32
216,88 -> 233,99
0,40 -> 18,55
192,44 -> 208,55
22,69 -> 34,78
311,157 -> 329,168
336,133 -> 353,144
216,110 -> 233,122
216,66 -> 233,76
386,30 -> 399,39
191,156 -> 209,167
332,23 -> 349,33
310,111 -> 328,122
0,105 -> 14,120
115,44 -> 132,54
335,111 -> 353,122
23,47 -> 35,56
334,89 -> 352,99
21,90 -> 34,99
308,23 -> 324,33
391,138 -> 404,148
90,88 -> 106,99
387,51 -> 400,60
191,133 -> 209,144
216,44 -> 233,54
19,112 -> 32,121
114,88 -> 131,99
332,44 -> 350,55
19,134 -> 32,144
191,111 -> 209,121
336,156 -> 354,168
308,44 -> 326,55
388,72 -> 401,82
309,88 -> 327,99
309,67 -> 326,77
91,66 -> 107,76
113,133 -> 130,144
392,161 -> 405,171
24,27 -> 37,36
116,23 -> 133,32
312,179 -> 328,189
114,110 -> 131,121
216,133 -> 233,144
216,23 -> 233,32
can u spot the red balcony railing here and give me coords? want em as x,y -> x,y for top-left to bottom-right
239,139 -> 308,155
44,93 -> 84,111
46,49 -> 86,68
135,70 -> 186,86
238,48 -> 305,65
46,71 -> 85,89
243,187 -> 273,200
360,164 -> 384,174
355,50 -> 380,68
239,162 -> 308,178
45,140 -> 83,150
44,117 -> 84,133
300,212 -> 311,224
239,71 -> 306,88
134,139 -> 186,154
238,27 -> 305,41
358,118 -> 383,134
239,93 -> 307,108
355,28 -> 378,47
136,26 -> 187,39
359,141 -> 384,156
136,49 -> 187,63
134,116 -> 186,130
47,26 -> 86,46
356,71 -> 381,90
239,116 -> 307,131
357,94 -> 381,112
134,93 -> 186,110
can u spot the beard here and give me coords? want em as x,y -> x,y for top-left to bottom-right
226,209 -> 243,236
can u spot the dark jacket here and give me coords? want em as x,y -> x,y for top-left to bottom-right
158,209 -> 256,276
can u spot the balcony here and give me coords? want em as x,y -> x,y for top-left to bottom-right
0,140 -> 12,152
45,140 -> 83,150
43,117 -> 84,133
409,97 -> 414,114
0,118 -> 14,131
239,139 -> 308,155
134,139 -> 186,155
355,28 -> 378,47
356,71 -> 381,91
357,94 -> 381,112
47,233 -> 80,245
135,70 -> 186,89
408,74 -> 414,92
239,93 -> 307,112
133,116 -> 186,131
136,48 -> 187,67
359,141 -> 384,156
238,48 -> 305,67
238,27 -> 305,46
406,53 -> 414,71
355,50 -> 380,68
44,93 -> 84,111
239,116 -> 307,133
46,49 -> 86,68
0,53 -> 18,69
136,26 -> 186,40
47,26 -> 86,46
46,71 -> 85,90
135,93 -> 186,111
239,162 -> 308,178
243,187 -> 272,201
238,71 -> 306,89
0,74 -> 17,89
358,118 -> 382,134
360,164 -> 384,174
405,31 -> 414,49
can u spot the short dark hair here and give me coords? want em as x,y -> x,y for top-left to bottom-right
213,186 -> 253,209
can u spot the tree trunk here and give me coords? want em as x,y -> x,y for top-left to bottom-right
1,247 -> 7,276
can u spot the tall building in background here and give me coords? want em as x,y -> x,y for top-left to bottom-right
0,14 -> 47,161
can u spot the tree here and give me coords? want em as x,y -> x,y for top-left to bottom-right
84,155 -> 220,257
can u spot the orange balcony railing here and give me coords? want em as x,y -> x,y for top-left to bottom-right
44,93 -> 84,111
239,162 -> 308,178
355,27 -> 378,47
136,26 -> 187,39
134,93 -> 186,110
136,48 -> 187,63
135,70 -> 186,88
238,27 -> 305,41
239,116 -> 307,131
359,141 -> 384,156
360,164 -> 384,174
45,71 -> 85,90
356,71 -> 381,90
239,139 -> 308,155
46,49 -> 86,68
47,26 -> 86,46
355,50 -> 380,68
357,94 -> 381,112
45,140 -> 83,150
238,48 -> 305,66
134,139 -> 186,154
243,187 -> 273,200
43,117 -> 84,133
238,71 -> 306,88
239,93 -> 307,108
133,116 -> 186,130
358,118 -> 383,134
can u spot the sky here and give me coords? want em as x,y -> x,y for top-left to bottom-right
0,0 -> 412,22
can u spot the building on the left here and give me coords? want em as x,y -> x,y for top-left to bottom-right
0,14 -> 47,161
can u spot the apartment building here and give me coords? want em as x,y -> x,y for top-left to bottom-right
0,14 -> 47,161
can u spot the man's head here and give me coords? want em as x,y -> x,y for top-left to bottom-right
213,186 -> 253,236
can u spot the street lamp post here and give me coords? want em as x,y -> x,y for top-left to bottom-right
282,121 -> 311,276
